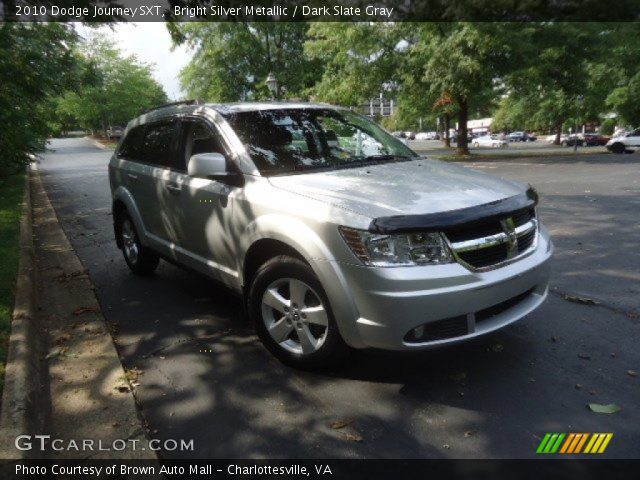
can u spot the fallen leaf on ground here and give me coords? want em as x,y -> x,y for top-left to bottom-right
330,419 -> 353,429
443,444 -> 450,449
587,403 -> 621,414
575,384 -> 583,390
124,368 -> 143,383
73,306 -> 99,315
578,353 -> 591,360
627,370 -> 638,377
490,342 -> 504,353
464,431 -> 473,437
344,433 -> 363,442
44,347 -> 68,360
563,294 -> 598,306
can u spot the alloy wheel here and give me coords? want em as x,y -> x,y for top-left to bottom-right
121,219 -> 139,265
261,278 -> 329,355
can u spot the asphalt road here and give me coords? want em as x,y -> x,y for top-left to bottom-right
38,138 -> 639,459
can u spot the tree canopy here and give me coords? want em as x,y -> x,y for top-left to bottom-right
55,34 -> 167,136
0,23 -> 78,174
172,22 -> 322,101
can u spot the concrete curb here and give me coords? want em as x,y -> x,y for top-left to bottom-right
0,164 -> 159,461
0,164 -> 41,458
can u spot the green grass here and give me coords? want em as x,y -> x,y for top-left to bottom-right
0,173 -> 25,393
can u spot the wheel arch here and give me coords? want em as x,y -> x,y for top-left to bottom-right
111,186 -> 148,247
242,238 -> 308,292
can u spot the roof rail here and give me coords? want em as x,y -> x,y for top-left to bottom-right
140,99 -> 203,115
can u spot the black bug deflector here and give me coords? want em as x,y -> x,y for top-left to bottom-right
368,187 -> 538,234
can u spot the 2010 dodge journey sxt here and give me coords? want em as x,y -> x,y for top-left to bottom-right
109,101 -> 552,368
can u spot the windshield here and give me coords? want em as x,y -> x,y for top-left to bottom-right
221,108 -> 417,175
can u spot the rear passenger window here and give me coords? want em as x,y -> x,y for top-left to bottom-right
117,125 -> 145,159
140,120 -> 180,169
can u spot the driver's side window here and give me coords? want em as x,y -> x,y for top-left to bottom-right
180,120 -> 227,172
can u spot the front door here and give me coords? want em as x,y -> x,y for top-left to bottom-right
171,118 -> 239,285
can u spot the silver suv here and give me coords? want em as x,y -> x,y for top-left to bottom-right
109,101 -> 553,368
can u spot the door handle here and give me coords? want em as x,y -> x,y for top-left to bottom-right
127,173 -> 138,180
166,184 -> 181,194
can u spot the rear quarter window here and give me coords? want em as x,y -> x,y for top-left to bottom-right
117,125 -> 146,160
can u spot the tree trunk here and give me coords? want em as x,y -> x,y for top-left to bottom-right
457,98 -> 470,155
444,114 -> 451,147
554,121 -> 563,145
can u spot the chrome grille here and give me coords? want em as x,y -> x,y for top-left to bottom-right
444,208 -> 538,271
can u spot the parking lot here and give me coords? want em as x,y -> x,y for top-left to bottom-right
38,138 -> 638,458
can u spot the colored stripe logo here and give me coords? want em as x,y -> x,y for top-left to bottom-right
537,433 -> 613,454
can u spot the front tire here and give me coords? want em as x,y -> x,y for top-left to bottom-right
117,213 -> 159,275
609,142 -> 625,154
248,255 -> 350,369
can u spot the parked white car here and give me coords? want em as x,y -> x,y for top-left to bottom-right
545,134 -> 568,144
606,127 -> 640,153
473,134 -> 508,148
415,131 -> 439,140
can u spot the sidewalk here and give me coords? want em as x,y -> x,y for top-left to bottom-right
0,165 -> 155,460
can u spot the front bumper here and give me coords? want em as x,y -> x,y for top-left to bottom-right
318,226 -> 553,351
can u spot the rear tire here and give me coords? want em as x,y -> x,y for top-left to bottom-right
248,255 -> 350,369
116,213 -> 159,275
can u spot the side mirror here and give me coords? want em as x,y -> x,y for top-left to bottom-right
187,152 -> 244,186
188,152 -> 226,179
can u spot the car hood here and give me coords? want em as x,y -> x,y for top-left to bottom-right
268,158 -> 526,220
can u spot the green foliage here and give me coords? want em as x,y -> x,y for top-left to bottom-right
0,23 -> 78,175
56,34 -> 167,136
305,23 -> 404,106
496,23 -> 626,138
173,23 -> 322,102
0,173 -> 25,393
600,118 -> 616,135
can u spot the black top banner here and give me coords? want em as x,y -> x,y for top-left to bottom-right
2,0 -> 640,22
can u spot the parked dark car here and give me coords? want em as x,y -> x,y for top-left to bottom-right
581,133 -> 609,146
107,126 -> 125,139
507,131 -> 536,142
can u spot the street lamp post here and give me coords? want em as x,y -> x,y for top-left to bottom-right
265,72 -> 279,100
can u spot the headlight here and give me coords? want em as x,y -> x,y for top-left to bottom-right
339,227 -> 454,267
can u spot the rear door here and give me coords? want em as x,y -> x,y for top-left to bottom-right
136,118 -> 182,247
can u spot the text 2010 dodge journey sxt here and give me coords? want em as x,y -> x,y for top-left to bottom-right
109,101 -> 552,368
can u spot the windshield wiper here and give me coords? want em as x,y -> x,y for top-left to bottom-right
333,155 -> 412,169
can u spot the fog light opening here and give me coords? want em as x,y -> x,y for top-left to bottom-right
413,325 -> 424,340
